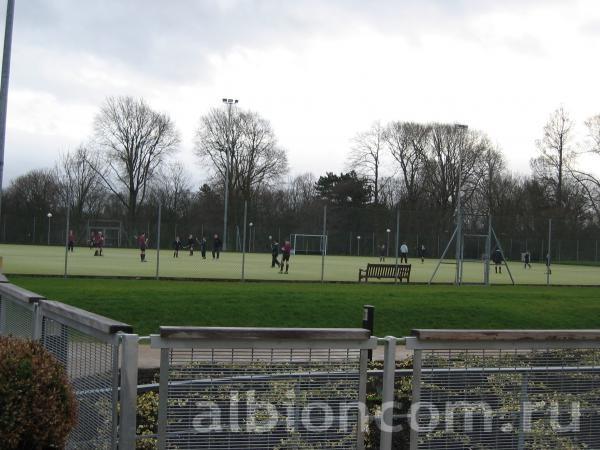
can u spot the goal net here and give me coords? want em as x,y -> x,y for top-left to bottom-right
290,234 -> 328,255
87,220 -> 122,248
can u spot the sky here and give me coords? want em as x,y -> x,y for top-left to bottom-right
2,0 -> 600,186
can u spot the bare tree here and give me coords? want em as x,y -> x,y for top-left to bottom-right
151,161 -> 193,219
56,146 -> 105,221
384,122 -> 428,207
91,96 -> 180,230
530,106 -> 575,206
347,122 -> 384,204
569,115 -> 600,220
195,107 -> 288,204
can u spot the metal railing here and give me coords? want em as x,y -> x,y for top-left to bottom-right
376,330 -> 600,450
0,282 -> 138,450
151,326 -> 377,450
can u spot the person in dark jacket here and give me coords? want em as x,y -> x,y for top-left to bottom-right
173,236 -> 182,258
379,244 -> 386,262
493,247 -> 503,273
68,230 -> 75,252
271,239 -> 281,268
187,234 -> 196,256
212,234 -> 222,259
200,237 -> 207,259
524,251 -> 531,269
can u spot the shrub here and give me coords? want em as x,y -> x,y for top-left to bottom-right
136,390 -> 159,450
0,336 -> 77,449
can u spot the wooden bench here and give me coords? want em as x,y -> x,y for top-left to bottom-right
358,263 -> 411,283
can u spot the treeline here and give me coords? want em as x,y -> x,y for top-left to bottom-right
2,97 -> 600,256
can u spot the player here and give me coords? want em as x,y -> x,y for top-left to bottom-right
68,230 -> 75,252
379,244 -> 386,262
524,251 -> 531,269
199,237 -> 207,259
271,239 -> 281,268
173,236 -> 182,258
212,234 -> 222,259
400,242 -> 408,264
279,240 -> 292,274
94,231 -> 104,256
419,244 -> 426,263
546,253 -> 552,275
493,247 -> 503,273
138,232 -> 148,262
187,234 -> 195,256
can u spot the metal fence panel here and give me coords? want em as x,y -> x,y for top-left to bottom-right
42,315 -> 119,450
0,295 -> 34,338
153,328 -> 376,450
407,332 -> 600,450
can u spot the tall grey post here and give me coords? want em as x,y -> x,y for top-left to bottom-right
321,205 -> 326,282
394,207 -> 400,283
241,200 -> 247,281
156,203 -> 161,280
0,0 -> 15,220
547,218 -> 552,286
222,98 -> 238,252
119,334 -> 139,450
379,336 -> 397,450
63,202 -> 70,278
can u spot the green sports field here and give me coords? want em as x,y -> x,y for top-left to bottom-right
1,244 -> 599,284
9,276 -> 600,337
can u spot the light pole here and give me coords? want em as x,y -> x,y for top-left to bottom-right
222,98 -> 238,252
386,228 -> 391,257
454,123 -> 468,285
47,212 -> 52,245
357,235 -> 361,256
248,222 -> 254,253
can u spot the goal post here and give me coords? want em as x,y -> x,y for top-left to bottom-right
290,234 -> 328,256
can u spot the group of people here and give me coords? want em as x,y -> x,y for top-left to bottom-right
270,239 -> 293,274
88,231 -> 105,256
378,242 -> 427,264
172,234 -> 223,260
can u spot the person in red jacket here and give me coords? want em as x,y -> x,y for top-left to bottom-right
68,230 -> 75,252
94,232 -> 104,256
279,240 -> 292,274
138,232 -> 148,262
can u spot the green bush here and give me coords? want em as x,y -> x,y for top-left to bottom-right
136,391 -> 158,450
0,336 -> 77,450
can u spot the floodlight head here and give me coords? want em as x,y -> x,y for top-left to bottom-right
357,236 -> 361,240
47,212 -> 53,218
249,222 -> 254,227
386,228 -> 391,233
222,98 -> 227,103
454,123 -> 468,130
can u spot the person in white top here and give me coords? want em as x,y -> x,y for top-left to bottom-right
400,242 -> 409,263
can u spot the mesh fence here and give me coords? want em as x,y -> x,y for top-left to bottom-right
412,346 -> 600,449
41,316 -> 118,450
0,296 -> 34,338
161,347 -> 363,449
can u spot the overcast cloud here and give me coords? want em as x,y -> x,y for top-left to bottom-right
3,0 -> 600,184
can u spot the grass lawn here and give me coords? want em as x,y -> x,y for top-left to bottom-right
2,243 -> 600,285
10,276 -> 600,337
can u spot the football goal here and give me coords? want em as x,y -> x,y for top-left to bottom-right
290,234 -> 328,255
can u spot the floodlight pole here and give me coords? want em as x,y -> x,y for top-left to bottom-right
0,0 -> 15,222
394,207 -> 400,284
222,98 -> 238,252
386,228 -> 391,257
47,212 -> 52,245
547,218 -> 552,286
321,205 -> 326,283
454,124 -> 468,286
241,201 -> 247,282
63,202 -> 70,278
155,202 -> 161,280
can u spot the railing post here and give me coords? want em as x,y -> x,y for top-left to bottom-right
32,301 -> 42,340
380,336 -> 397,450
362,305 -> 374,361
409,348 -> 422,450
0,295 -> 6,335
158,348 -> 169,450
119,334 -> 139,450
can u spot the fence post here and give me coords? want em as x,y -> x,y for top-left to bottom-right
409,349 -> 422,450
32,302 -> 42,340
63,202 -> 70,278
362,305 -> 374,361
547,219 -> 552,287
596,240 -> 598,262
157,348 -> 169,450
380,336 -> 397,450
394,208 -> 400,284
119,334 -> 139,450
156,203 -> 161,280
241,201 -> 247,282
576,239 -> 579,263
321,205 -> 326,282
